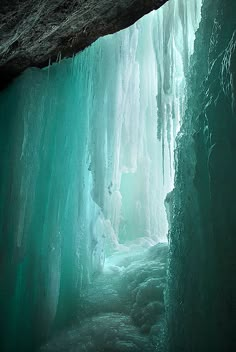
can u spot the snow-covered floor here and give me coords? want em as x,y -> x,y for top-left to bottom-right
40,243 -> 168,352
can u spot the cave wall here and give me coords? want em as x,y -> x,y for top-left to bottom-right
167,0 -> 236,350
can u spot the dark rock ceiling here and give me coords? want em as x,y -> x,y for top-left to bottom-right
0,0 -> 168,89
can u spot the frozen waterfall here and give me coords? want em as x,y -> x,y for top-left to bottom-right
0,0 -> 204,351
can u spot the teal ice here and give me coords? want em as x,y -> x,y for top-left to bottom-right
0,0 -> 235,351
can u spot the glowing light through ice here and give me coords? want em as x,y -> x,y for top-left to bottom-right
87,0 -> 203,249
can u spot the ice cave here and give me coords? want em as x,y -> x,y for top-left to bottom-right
0,0 -> 235,351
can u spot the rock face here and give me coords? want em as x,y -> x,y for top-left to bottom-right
0,0 -> 168,89
166,0 -> 236,351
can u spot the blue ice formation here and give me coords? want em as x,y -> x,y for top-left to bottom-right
0,0 -> 214,351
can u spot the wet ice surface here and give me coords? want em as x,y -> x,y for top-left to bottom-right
40,243 -> 168,352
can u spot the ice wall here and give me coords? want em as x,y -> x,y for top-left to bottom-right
0,59 -> 96,351
88,0 -> 202,250
150,0 -> 202,233
0,10 -> 169,352
87,14 -> 172,249
167,0 -> 236,351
